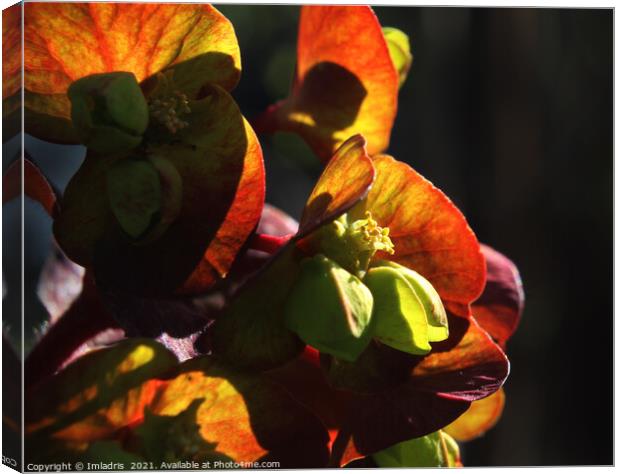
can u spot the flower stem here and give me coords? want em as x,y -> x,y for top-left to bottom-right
248,233 -> 294,255
25,272 -> 120,390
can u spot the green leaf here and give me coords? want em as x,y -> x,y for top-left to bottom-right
382,27 -> 413,88
106,159 -> 162,240
284,254 -> 374,362
373,431 -> 460,467
363,266 -> 431,355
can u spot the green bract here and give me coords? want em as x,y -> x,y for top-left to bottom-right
106,158 -> 163,240
373,260 -> 449,342
284,254 -> 374,362
141,154 -> 183,244
364,262 -> 449,355
105,153 -> 183,244
382,27 -> 413,88
68,72 -> 149,154
373,431 -> 460,467
364,265 -> 431,355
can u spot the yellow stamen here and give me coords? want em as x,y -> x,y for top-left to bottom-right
148,90 -> 191,134
350,211 -> 395,255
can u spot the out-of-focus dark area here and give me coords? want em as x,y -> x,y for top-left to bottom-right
3,5 -> 612,467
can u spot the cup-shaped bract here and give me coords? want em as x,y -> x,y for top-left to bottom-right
372,260 -> 449,342
285,254 -> 374,362
68,72 -> 148,153
364,265 -> 432,355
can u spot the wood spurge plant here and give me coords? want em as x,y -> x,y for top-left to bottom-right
3,3 -> 525,470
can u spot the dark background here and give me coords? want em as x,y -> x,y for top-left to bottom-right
3,5 -> 613,467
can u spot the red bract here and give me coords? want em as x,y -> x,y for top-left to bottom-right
473,244 -> 524,347
443,244 -> 524,442
269,316 -> 508,466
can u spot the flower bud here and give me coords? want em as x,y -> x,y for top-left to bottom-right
364,265 -> 432,355
284,254 -> 374,362
68,72 -> 149,154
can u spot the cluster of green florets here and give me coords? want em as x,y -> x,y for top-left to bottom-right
348,211 -> 395,255
148,91 -> 191,134
317,211 -> 394,278
284,210 -> 449,364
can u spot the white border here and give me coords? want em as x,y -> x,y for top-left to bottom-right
0,1 -> 615,474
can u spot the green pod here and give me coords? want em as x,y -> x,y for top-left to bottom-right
68,72 -> 149,154
284,254 -> 374,362
373,260 -> 449,342
364,266 -> 431,355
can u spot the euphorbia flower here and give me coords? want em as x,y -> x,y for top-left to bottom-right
209,135 -> 511,465
3,3 -> 266,295
255,6 -> 403,162
6,3 -> 241,143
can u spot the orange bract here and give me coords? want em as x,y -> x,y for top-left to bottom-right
353,155 -> 486,317
151,358 -> 329,466
15,3 -> 241,143
179,118 -> 266,294
298,134 -> 375,236
2,4 -> 20,100
257,6 -> 399,162
27,341 -> 329,466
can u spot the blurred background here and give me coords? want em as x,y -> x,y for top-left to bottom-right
3,5 -> 612,467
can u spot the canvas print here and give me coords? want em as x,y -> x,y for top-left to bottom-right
2,2 -> 613,470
